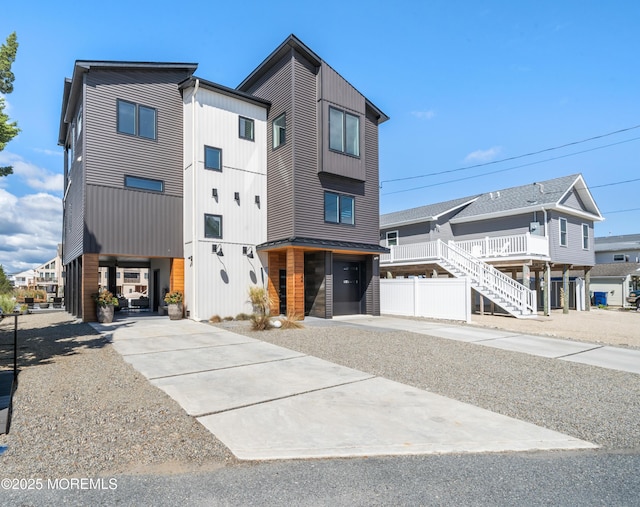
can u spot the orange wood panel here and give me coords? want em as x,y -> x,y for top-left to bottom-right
82,253 -> 99,322
286,248 -> 305,318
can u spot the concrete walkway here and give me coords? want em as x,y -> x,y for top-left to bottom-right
334,315 -> 640,375
100,316 -> 599,461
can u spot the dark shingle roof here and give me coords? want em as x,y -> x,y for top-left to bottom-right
595,234 -> 640,252
591,263 -> 640,277
380,195 -> 478,228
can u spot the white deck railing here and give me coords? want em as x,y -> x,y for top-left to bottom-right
380,233 -> 548,265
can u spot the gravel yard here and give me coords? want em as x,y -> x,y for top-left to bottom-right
1,309 -> 639,479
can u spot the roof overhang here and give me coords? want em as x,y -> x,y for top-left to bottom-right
450,203 -> 604,225
179,76 -> 271,109
256,237 -> 389,255
381,197 -> 479,229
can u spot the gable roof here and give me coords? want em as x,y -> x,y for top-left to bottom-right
237,34 -> 389,125
590,262 -> 640,277
380,195 -> 479,228
381,174 -> 604,227
595,234 -> 640,252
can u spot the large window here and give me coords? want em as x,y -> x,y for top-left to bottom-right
125,175 -> 164,192
239,116 -> 254,141
205,146 -> 222,171
204,214 -> 222,238
582,223 -> 589,250
273,113 -> 286,149
559,218 -> 567,247
329,106 -> 360,157
325,192 -> 355,225
117,99 -> 157,140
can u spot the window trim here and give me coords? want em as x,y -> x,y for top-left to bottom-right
239,116 -> 255,141
324,191 -> 355,226
204,213 -> 223,239
559,217 -> 568,247
272,113 -> 286,149
124,175 -> 164,193
581,223 -> 589,250
386,231 -> 399,247
328,106 -> 360,158
116,99 -> 157,140
204,146 -> 222,171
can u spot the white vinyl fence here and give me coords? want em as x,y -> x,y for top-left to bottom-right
380,277 -> 471,322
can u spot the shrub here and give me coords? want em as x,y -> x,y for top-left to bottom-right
223,316 -> 234,321
251,314 -> 273,331
0,294 -> 16,314
235,313 -> 252,321
248,286 -> 273,316
164,291 -> 183,304
209,315 -> 222,323
280,311 -> 304,330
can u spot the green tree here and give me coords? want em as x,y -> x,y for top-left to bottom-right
0,264 -> 13,294
0,32 -> 19,177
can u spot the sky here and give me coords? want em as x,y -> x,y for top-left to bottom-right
1,1 -> 639,274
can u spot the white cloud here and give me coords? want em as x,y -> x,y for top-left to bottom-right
33,148 -> 64,157
411,110 -> 436,120
464,146 -> 502,163
0,151 -> 64,193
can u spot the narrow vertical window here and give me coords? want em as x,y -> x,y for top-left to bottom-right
138,105 -> 157,140
273,113 -> 286,149
582,224 -> 589,250
239,116 -> 255,141
559,218 -> 567,247
204,146 -> 222,171
117,100 -> 136,135
386,231 -> 398,247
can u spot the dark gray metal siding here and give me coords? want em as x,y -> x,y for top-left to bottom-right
245,53 -> 295,241
84,69 -> 187,197
319,64 -> 367,181
85,185 -> 183,257
63,146 -> 86,264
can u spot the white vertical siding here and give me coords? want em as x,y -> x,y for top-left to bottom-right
183,85 -> 268,320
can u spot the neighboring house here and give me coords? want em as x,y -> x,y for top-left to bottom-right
33,244 -> 64,298
590,234 -> 640,307
379,174 -> 604,316
9,269 -> 36,291
97,266 -> 149,298
58,35 -> 388,322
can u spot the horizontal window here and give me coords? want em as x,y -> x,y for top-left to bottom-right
205,146 -> 222,171
117,99 -> 157,140
205,214 -> 222,239
325,191 -> 355,225
125,175 -> 164,192
239,116 -> 255,141
329,106 -> 360,157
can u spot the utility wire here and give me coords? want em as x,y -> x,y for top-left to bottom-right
601,207 -> 640,214
590,177 -> 640,189
380,123 -> 640,185
382,136 -> 640,196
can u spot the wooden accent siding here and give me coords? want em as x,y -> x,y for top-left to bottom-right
81,253 -> 99,322
170,258 -> 185,295
286,248 -> 305,318
267,252 -> 285,315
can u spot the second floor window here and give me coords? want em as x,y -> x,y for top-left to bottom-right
325,192 -> 355,225
205,214 -> 222,238
386,231 -> 398,246
117,99 -> 157,140
559,218 -> 568,247
239,116 -> 254,141
329,106 -> 360,157
205,146 -> 222,171
125,175 -> 164,192
273,113 -> 286,149
582,224 -> 589,250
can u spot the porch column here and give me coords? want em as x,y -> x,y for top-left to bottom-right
585,267 -> 591,312
286,248 -> 305,319
562,264 -> 570,314
522,264 -> 530,290
534,269 -> 541,307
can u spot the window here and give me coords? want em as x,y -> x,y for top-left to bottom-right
386,231 -> 398,247
204,146 -> 222,171
613,254 -> 625,262
125,175 -> 164,192
329,106 -> 360,157
204,214 -> 222,238
559,218 -> 567,247
582,224 -> 589,250
239,116 -> 254,141
76,105 -> 82,138
117,99 -> 157,140
324,192 -> 355,225
273,113 -> 286,149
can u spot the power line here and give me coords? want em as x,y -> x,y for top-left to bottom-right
382,136 -> 640,196
380,123 -> 640,185
590,177 -> 640,189
601,207 -> 640,214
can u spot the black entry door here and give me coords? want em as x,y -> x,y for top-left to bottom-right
333,261 -> 364,315
279,269 -> 287,315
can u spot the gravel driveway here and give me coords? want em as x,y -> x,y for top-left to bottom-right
1,309 -> 639,479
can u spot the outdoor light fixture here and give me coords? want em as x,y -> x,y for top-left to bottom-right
217,244 -> 224,256
212,188 -> 218,198
255,195 -> 260,205
234,192 -> 240,202
243,246 -> 254,258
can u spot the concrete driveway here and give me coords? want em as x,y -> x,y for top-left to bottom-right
104,316 -> 597,461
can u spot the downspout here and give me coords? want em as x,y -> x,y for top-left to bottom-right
191,79 -> 200,318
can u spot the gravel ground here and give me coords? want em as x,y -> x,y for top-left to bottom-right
1,309 -> 639,480
0,311 -> 235,478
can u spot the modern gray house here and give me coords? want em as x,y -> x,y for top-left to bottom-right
58,35 -> 388,322
379,174 -> 604,316
237,35 -> 389,318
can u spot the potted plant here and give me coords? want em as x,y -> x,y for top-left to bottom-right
164,291 -> 184,320
93,289 -> 118,323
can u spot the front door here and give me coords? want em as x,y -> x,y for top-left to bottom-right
333,260 -> 364,315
